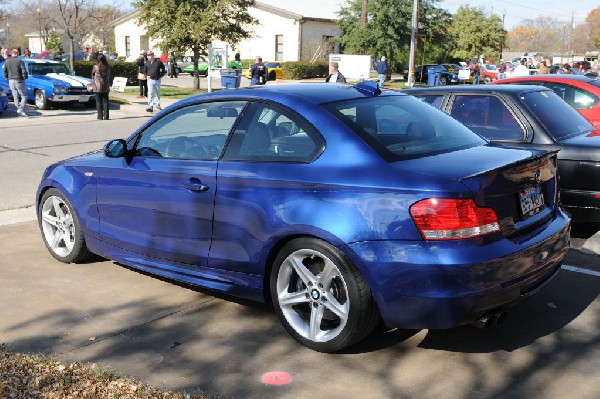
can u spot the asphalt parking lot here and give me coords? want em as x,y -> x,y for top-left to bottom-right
1,81 -> 600,398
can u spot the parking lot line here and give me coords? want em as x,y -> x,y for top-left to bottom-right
562,264 -> 600,277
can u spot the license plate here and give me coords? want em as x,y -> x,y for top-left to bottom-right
79,95 -> 90,102
519,185 -> 545,218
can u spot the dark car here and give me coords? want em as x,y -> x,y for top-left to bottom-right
404,64 -> 459,85
37,82 -> 569,352
493,74 -> 600,129
405,84 -> 600,222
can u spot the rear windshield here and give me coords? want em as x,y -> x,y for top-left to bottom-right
520,90 -> 594,141
322,95 -> 486,161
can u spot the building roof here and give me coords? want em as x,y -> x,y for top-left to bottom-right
110,0 -> 344,26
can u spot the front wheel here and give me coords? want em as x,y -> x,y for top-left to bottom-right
484,76 -> 492,84
270,238 -> 379,352
39,188 -> 92,263
438,76 -> 448,85
34,89 -> 49,110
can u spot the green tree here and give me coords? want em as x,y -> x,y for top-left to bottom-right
134,0 -> 257,89
450,5 -> 506,63
46,30 -> 63,53
338,0 -> 450,74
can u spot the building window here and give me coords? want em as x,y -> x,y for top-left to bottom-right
125,36 -> 130,57
275,35 -> 283,61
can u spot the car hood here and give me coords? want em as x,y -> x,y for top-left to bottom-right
31,73 -> 91,88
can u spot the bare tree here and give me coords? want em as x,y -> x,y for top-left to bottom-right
53,0 -> 96,68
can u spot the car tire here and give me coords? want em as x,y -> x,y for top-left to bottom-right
484,76 -> 492,84
269,71 -> 277,81
34,89 -> 49,110
438,76 -> 448,85
270,237 -> 379,352
38,188 -> 93,264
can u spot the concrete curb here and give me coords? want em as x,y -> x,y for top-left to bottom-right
0,207 -> 36,227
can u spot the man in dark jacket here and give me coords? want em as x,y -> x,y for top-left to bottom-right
375,56 -> 388,87
3,48 -> 29,117
325,62 -> 346,83
144,50 -> 166,112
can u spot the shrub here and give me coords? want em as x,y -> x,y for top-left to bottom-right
74,61 -> 139,85
282,61 -> 328,79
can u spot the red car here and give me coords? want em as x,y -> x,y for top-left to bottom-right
493,75 -> 600,131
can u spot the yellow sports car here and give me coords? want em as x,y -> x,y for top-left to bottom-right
245,62 -> 284,81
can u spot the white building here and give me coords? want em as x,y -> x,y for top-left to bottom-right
110,0 -> 341,62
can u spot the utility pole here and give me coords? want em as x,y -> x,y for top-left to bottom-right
360,0 -> 367,54
407,0 -> 419,86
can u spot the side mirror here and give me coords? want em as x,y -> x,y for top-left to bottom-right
104,139 -> 127,158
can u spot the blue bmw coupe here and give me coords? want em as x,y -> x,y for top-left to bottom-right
36,82 -> 570,352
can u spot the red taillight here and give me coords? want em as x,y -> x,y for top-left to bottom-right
410,198 -> 500,240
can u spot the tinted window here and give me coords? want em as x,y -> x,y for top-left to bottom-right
135,101 -> 246,159
222,103 -> 322,162
323,95 -> 486,161
543,82 -> 598,110
520,90 -> 594,140
415,95 -> 444,109
450,95 -> 525,141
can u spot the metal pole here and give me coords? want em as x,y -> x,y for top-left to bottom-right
407,0 -> 419,86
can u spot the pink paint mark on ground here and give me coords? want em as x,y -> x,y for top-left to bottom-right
261,371 -> 293,385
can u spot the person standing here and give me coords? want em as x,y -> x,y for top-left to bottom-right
538,59 -> 550,74
137,51 -> 148,98
497,60 -> 506,80
91,53 -> 111,120
375,56 -> 388,88
144,50 -> 166,112
472,63 -> 481,85
325,61 -> 347,83
249,56 -> 266,85
169,52 -> 178,78
22,48 -> 32,59
512,59 -> 530,77
3,48 -> 29,117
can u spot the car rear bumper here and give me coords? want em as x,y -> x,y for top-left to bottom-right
344,208 -> 571,329
561,189 -> 600,222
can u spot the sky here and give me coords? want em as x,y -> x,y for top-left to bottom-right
438,0 -> 599,30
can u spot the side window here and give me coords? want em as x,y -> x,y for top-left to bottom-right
134,101 -> 246,160
414,95 -> 444,109
222,103 -> 322,162
450,95 -> 524,141
545,83 -> 598,110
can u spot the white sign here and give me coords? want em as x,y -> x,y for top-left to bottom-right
329,54 -> 371,80
111,77 -> 128,92
458,69 -> 470,80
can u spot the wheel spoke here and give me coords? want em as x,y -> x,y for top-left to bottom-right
52,197 -> 66,220
318,258 -> 338,286
288,254 -> 315,286
64,232 -> 74,250
50,230 -> 63,249
308,304 -> 325,341
323,295 -> 349,321
278,290 -> 309,308
41,212 -> 59,228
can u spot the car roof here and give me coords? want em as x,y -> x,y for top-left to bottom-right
500,74 -> 597,83
403,84 -> 550,95
22,59 -> 65,65
177,82 -> 407,107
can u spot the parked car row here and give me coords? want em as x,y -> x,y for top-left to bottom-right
0,58 -> 94,111
36,81 -> 572,353
404,83 -> 600,223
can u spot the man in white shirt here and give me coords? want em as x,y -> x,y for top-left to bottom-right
512,59 -> 530,77
325,62 -> 346,83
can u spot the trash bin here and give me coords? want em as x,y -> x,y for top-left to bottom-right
427,68 -> 440,86
220,69 -> 241,89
